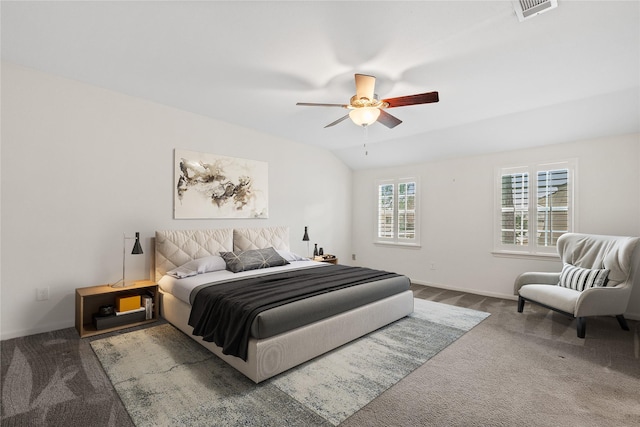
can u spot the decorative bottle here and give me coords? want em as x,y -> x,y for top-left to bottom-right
313,243 -> 318,257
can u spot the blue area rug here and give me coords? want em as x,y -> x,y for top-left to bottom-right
91,299 -> 489,426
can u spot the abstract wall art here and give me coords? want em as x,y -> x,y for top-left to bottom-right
174,149 -> 268,219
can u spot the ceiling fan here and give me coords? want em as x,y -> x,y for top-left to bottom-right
296,74 -> 439,129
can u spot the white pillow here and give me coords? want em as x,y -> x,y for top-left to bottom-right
166,256 -> 227,278
276,250 -> 308,262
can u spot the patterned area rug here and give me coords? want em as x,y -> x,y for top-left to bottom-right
91,299 -> 489,426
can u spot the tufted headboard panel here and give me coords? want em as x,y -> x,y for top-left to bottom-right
155,226 -> 290,281
155,229 -> 233,281
233,226 -> 290,252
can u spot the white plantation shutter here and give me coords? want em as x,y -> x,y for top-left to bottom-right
376,178 -> 419,245
398,182 -> 416,239
378,182 -> 394,239
536,168 -> 569,247
501,170 -> 529,246
496,161 -> 574,255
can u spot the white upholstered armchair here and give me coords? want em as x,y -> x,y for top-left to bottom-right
514,233 -> 640,338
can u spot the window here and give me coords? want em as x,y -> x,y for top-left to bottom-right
376,178 -> 419,245
495,160 -> 575,256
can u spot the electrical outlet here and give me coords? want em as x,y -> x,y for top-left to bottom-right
352,254 -> 356,261
36,287 -> 49,301
430,263 -> 436,270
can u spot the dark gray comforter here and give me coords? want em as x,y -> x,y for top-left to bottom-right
188,265 -> 405,360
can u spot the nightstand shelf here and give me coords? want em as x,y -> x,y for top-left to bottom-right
75,280 -> 159,338
313,256 -> 338,265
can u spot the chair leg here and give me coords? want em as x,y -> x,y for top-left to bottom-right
577,317 -> 586,338
517,296 -> 525,313
616,315 -> 630,331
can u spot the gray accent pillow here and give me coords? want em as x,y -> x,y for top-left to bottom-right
220,247 -> 289,273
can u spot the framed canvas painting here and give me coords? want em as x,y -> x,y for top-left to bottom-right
174,149 -> 268,219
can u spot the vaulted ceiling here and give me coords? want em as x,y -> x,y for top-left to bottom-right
2,1 -> 639,169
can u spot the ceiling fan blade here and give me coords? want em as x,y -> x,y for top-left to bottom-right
355,74 -> 376,101
324,114 -> 350,128
297,102 -> 348,107
382,91 -> 439,108
377,109 -> 403,128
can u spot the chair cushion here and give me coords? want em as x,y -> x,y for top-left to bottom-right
519,284 -> 579,314
558,263 -> 609,291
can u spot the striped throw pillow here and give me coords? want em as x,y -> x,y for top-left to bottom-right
558,263 -> 609,291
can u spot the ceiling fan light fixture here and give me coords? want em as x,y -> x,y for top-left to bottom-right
349,107 -> 380,127
296,73 -> 439,129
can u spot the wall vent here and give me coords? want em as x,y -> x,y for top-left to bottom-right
513,0 -> 558,22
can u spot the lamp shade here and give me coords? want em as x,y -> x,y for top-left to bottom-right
131,232 -> 143,255
302,226 -> 310,242
349,107 -> 381,127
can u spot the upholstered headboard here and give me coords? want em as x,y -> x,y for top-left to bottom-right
155,226 -> 290,281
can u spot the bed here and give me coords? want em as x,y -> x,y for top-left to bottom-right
155,226 -> 414,383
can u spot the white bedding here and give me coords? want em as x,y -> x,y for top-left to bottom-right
158,259 -> 326,305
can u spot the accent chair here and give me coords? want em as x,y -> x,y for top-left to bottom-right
514,233 -> 640,338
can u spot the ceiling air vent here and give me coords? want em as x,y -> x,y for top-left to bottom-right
513,0 -> 558,22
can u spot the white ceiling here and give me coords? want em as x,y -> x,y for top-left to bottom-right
2,1 -> 639,170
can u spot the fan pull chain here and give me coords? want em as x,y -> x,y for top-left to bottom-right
363,125 -> 369,156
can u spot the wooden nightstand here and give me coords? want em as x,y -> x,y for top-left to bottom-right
318,257 -> 338,265
75,280 -> 159,338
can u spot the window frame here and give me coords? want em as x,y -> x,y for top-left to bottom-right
494,160 -> 576,257
375,177 -> 420,247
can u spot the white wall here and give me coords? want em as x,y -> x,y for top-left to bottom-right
352,133 -> 640,317
2,62 -> 639,340
0,63 -> 352,340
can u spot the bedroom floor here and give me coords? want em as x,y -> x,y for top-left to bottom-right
2,284 -> 639,426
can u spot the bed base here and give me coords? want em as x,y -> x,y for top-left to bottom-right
160,289 -> 414,383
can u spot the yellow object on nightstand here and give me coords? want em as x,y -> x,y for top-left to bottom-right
115,294 -> 141,312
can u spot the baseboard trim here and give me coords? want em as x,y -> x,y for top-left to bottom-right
1,319 -> 75,341
411,280 -> 519,301
411,280 -> 640,321
2,282 -> 637,341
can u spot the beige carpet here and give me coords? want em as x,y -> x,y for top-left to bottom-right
341,285 -> 640,427
2,284 -> 638,426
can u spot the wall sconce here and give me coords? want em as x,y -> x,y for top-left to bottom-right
112,232 -> 144,288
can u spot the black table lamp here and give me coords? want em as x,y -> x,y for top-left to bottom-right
112,232 -> 144,288
302,226 -> 310,258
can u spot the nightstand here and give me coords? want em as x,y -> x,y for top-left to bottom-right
75,280 -> 159,338
318,257 -> 338,265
